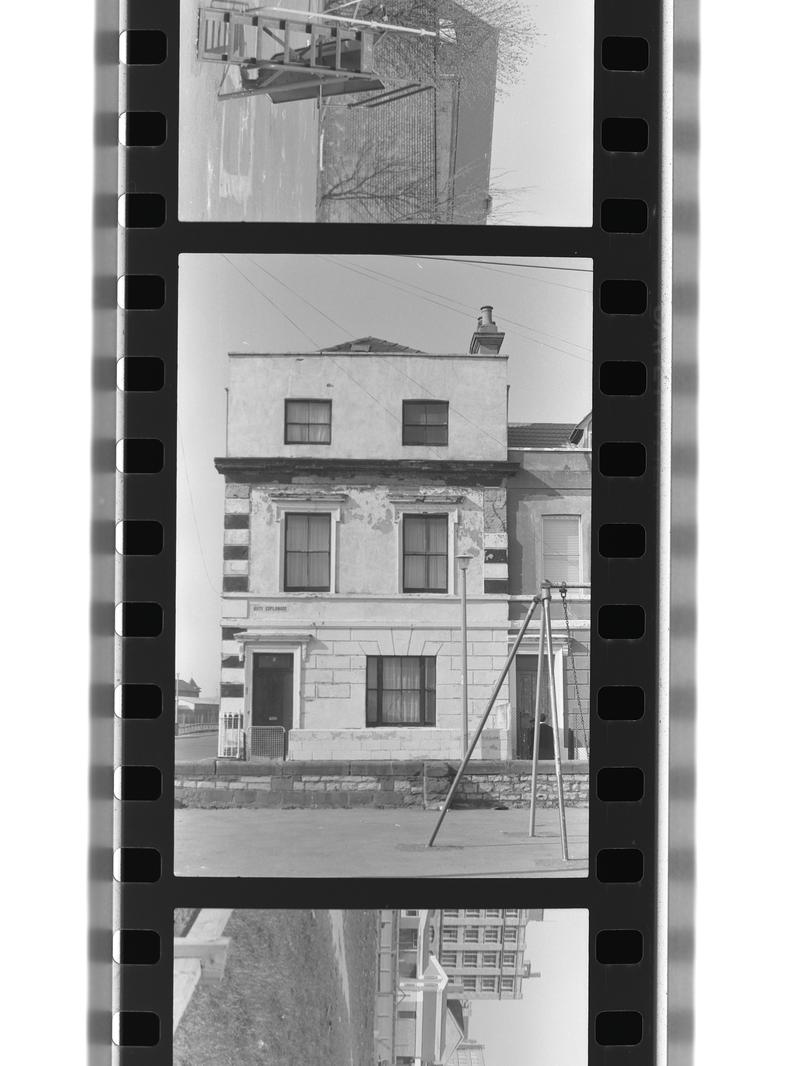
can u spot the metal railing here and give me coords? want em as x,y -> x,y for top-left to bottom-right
250,726 -> 287,759
218,713 -> 245,759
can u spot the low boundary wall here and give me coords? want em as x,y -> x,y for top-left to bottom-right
174,759 -> 589,810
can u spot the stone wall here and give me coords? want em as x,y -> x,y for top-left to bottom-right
174,759 -> 589,810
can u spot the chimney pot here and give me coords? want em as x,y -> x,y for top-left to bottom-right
470,304 -> 505,355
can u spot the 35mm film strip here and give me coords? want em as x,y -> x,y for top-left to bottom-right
112,0 -> 667,1062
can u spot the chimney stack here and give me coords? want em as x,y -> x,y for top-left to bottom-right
470,305 -> 505,355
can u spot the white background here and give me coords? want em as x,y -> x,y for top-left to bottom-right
0,0 -> 798,1061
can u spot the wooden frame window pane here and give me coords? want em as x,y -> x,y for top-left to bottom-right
284,399 -> 332,444
402,401 -> 449,446
365,656 -> 437,726
403,514 -> 448,592
284,513 -> 331,591
542,515 -> 581,584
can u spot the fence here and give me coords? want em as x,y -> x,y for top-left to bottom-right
218,713 -> 245,758
217,718 -> 287,759
250,726 -> 286,759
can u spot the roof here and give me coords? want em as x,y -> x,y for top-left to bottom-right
507,423 -> 576,448
321,336 -> 422,353
176,677 -> 201,696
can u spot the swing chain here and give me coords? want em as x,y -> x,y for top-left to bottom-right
559,583 -> 590,757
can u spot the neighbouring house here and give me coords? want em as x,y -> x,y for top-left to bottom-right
376,909 -> 542,1065
214,307 -> 590,763
175,676 -> 219,733
318,0 -> 499,224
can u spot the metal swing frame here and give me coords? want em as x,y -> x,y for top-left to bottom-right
426,580 -> 591,861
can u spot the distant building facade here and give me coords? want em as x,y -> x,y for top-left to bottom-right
175,676 -> 219,733
437,908 -> 542,999
376,908 -> 542,1066
215,309 -> 591,763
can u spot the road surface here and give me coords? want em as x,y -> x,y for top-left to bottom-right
175,805 -> 589,878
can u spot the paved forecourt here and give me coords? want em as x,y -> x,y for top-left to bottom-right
174,805 -> 588,878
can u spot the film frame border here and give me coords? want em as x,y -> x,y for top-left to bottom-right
113,0 -> 666,1061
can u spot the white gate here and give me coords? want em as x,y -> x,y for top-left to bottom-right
218,712 -> 245,759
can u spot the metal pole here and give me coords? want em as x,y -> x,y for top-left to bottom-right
460,564 -> 469,758
426,594 -> 541,847
542,587 -> 569,861
527,617 -> 546,837
243,8 -> 440,37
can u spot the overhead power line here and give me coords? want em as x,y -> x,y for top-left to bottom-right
401,255 -> 594,274
319,255 -> 592,363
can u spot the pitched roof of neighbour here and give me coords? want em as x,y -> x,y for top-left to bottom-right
321,336 -> 423,353
176,677 -> 201,696
507,423 -> 577,448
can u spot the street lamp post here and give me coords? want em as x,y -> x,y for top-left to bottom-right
456,554 -> 471,757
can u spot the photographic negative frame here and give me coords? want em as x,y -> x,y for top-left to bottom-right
111,0 -> 671,1062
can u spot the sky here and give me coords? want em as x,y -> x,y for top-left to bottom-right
176,254 -> 592,697
468,909 -> 589,1066
488,0 -> 594,226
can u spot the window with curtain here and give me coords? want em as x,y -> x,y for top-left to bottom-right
284,399 -> 332,444
542,515 -> 582,584
403,514 -> 448,592
284,513 -> 331,591
366,656 -> 436,726
402,400 -> 449,445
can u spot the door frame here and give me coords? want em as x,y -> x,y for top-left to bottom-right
512,646 -> 568,761
244,642 -> 304,734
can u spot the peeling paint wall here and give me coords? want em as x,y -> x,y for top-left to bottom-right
246,483 -> 487,597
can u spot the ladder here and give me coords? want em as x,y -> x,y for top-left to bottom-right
197,5 -> 435,104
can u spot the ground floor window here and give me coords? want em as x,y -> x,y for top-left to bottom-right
366,656 -> 436,726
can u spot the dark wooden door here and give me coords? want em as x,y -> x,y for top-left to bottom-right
516,657 -> 554,759
251,653 -> 294,729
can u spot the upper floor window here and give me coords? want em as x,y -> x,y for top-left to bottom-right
403,514 -> 448,592
284,399 -> 332,444
284,513 -> 331,591
483,927 -> 499,943
500,976 -> 515,993
403,400 -> 449,446
542,515 -> 581,585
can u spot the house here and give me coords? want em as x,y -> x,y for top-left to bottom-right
318,0 -> 499,224
214,308 -> 591,763
506,416 -> 592,759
